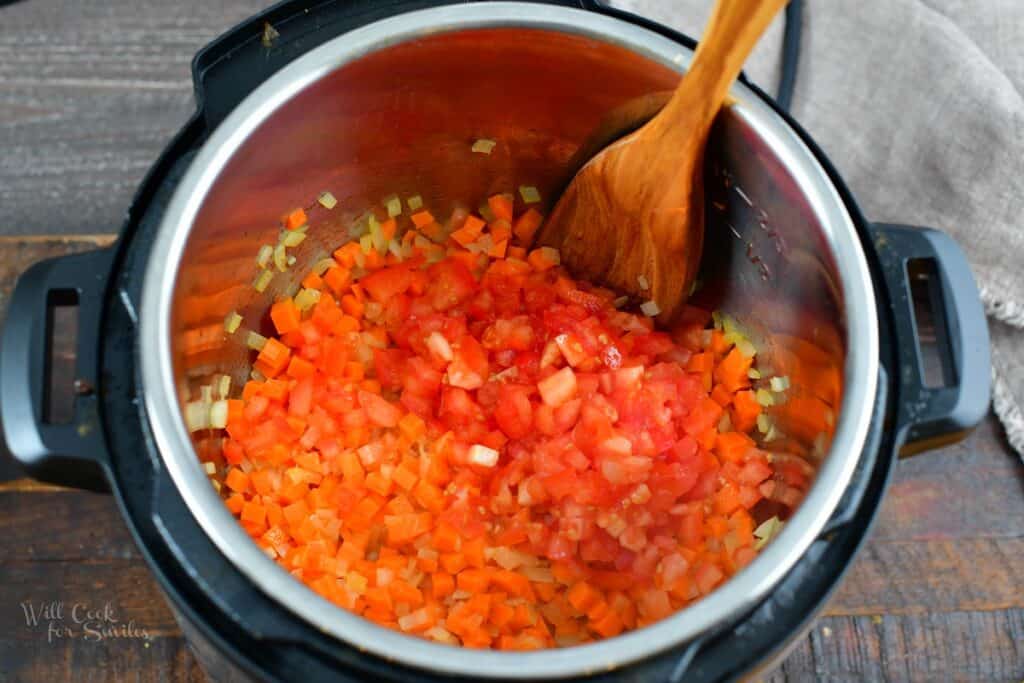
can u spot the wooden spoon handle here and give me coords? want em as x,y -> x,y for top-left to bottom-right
656,0 -> 789,138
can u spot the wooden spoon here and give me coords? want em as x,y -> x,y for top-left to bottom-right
536,0 -> 788,323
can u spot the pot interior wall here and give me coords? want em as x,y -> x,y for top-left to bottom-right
172,26 -> 843,498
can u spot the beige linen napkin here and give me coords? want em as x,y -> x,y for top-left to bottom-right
614,0 -> 1024,455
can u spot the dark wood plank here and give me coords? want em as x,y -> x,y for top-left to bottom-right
0,0 -> 266,237
0,636 -> 204,683
0,490 -> 138,561
0,561 -> 181,639
767,611 -> 1024,683
876,417 -> 1024,542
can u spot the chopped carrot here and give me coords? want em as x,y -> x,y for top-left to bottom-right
411,211 -> 435,229
215,195 -> 800,651
334,242 -> 362,268
487,194 -> 514,222
714,347 -> 753,393
270,298 -> 301,335
324,266 -> 352,295
527,247 -> 558,271
341,294 -> 364,318
302,271 -> 324,290
283,208 -> 307,230
450,215 -> 485,247
513,208 -> 543,244
256,338 -> 291,377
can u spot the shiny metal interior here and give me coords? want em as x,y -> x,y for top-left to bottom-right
140,4 -> 878,678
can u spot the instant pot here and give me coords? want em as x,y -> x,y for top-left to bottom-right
0,1 -> 990,680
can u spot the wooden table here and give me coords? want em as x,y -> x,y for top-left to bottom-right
0,1 -> 1021,681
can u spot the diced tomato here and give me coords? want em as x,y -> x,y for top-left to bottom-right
218,198 -> 810,652
358,390 -> 402,428
493,384 -> 533,439
425,259 -> 477,311
448,335 -> 488,390
374,348 -> 409,391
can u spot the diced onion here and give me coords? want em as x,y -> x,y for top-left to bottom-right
538,246 -> 560,265
407,195 -> 424,211
426,331 -> 453,361
747,368 -> 762,379
754,516 -> 784,549
613,296 -> 629,309
769,375 -> 790,392
471,138 -> 497,154
256,244 -> 273,268
313,258 -> 336,276
637,274 -> 650,290
736,338 -> 757,358
273,244 -> 288,272
385,195 -> 402,217
253,269 -> 273,292
518,185 -> 541,204
203,461 -> 216,475
388,239 -> 404,261
398,608 -> 433,632
216,374 -> 231,399
640,300 -> 661,317
490,546 -> 537,570
209,400 -> 229,429
250,368 -> 266,382
757,413 -> 772,434
294,288 -> 321,312
467,444 -> 499,467
246,331 -> 268,350
200,385 -> 213,403
359,234 -> 374,254
425,626 -> 458,644
287,255 -> 296,266
318,191 -> 338,209
756,388 -> 775,406
361,331 -> 386,349
376,568 -> 394,587
281,230 -> 306,248
346,572 -> 368,594
813,432 -> 829,458
478,202 -> 495,223
223,311 -> 242,334
522,566 -> 554,583
185,401 -> 210,432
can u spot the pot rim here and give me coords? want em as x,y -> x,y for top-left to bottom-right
139,3 -> 879,678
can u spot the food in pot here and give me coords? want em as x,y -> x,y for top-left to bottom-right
205,193 -> 810,650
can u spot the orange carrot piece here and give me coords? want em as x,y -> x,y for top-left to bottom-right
450,215 -> 486,247
487,194 -> 514,222
302,271 -> 324,290
714,347 -> 753,393
270,298 -> 302,335
283,208 -> 307,230
411,211 -> 435,229
324,266 -> 352,296
512,208 -> 543,244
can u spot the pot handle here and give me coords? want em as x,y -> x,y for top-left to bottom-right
0,249 -> 115,492
871,224 -> 990,455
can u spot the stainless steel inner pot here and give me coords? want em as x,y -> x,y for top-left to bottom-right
139,3 -> 878,678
